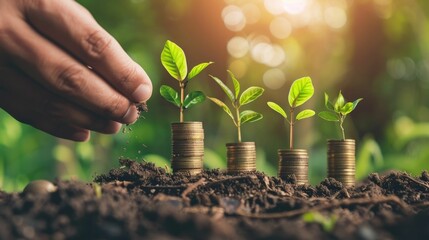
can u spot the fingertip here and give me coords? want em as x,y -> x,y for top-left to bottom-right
131,82 -> 152,104
71,130 -> 90,142
121,105 -> 139,124
131,66 -> 152,103
105,121 -> 122,134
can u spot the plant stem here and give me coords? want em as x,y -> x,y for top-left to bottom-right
236,105 -> 241,142
339,115 -> 345,140
180,83 -> 184,122
289,107 -> 294,149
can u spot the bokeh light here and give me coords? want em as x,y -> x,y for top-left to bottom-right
282,0 -> 309,15
222,5 -> 246,31
227,36 -> 250,58
251,42 -> 285,67
263,68 -> 287,89
270,17 -> 292,39
241,3 -> 261,24
324,6 -> 347,29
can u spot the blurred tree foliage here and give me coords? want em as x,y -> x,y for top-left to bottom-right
1,0 -> 429,191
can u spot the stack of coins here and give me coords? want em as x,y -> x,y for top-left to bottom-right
327,139 -> 355,187
171,122 -> 204,175
226,142 -> 256,173
278,149 -> 309,185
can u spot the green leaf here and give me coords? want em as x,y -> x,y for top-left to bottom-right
160,40 -> 187,81
288,76 -> 314,108
240,110 -> 263,124
334,91 -> 345,112
296,109 -> 315,120
239,87 -> 264,106
188,62 -> 213,80
267,101 -> 287,119
228,70 -> 240,99
160,85 -> 180,107
210,75 -> 235,102
318,111 -> 339,122
208,97 -> 234,121
183,91 -> 206,109
302,212 -> 337,233
324,93 -> 334,111
352,98 -> 363,111
340,102 -> 354,115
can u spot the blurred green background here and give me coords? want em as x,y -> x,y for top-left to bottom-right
2,0 -> 429,191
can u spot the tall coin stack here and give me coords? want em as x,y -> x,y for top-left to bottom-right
226,142 -> 256,173
171,122 -> 204,175
278,149 -> 309,185
327,139 -> 355,187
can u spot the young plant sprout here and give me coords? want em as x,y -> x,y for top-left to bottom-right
267,76 -> 315,149
318,91 -> 363,140
160,40 -> 213,122
208,70 -> 264,143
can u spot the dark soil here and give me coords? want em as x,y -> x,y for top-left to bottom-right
1,159 -> 429,240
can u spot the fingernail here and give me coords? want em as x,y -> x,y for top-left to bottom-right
122,105 -> 138,124
132,84 -> 152,103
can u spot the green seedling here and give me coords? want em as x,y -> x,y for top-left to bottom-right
302,211 -> 337,232
93,183 -> 102,199
318,91 -> 363,140
160,40 -> 213,122
208,70 -> 264,142
267,76 -> 315,149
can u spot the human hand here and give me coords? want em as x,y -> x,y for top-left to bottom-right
0,0 -> 152,141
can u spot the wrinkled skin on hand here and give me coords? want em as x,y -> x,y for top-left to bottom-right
0,0 -> 152,141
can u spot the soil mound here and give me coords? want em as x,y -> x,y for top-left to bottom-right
1,159 -> 429,239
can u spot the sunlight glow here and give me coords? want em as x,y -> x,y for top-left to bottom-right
282,0 -> 309,15
264,0 -> 310,15
324,6 -> 347,29
270,17 -> 292,39
242,3 -> 261,24
264,0 -> 285,15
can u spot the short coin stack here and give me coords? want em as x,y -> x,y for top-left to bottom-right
226,142 -> 256,173
278,149 -> 309,185
171,122 -> 204,175
327,139 -> 355,187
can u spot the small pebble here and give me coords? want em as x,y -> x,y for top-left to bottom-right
23,180 -> 57,195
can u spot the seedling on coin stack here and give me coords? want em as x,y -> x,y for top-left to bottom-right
319,91 -> 363,187
208,70 -> 264,173
160,40 -> 213,175
267,76 -> 315,184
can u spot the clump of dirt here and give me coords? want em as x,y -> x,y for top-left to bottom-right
135,102 -> 148,116
1,159 -> 429,239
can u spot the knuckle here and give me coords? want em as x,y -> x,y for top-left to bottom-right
84,30 -> 113,59
0,24 -> 12,46
0,23 -> 6,39
55,64 -> 87,96
31,0 -> 50,11
41,98 -> 65,120
118,64 -> 138,87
